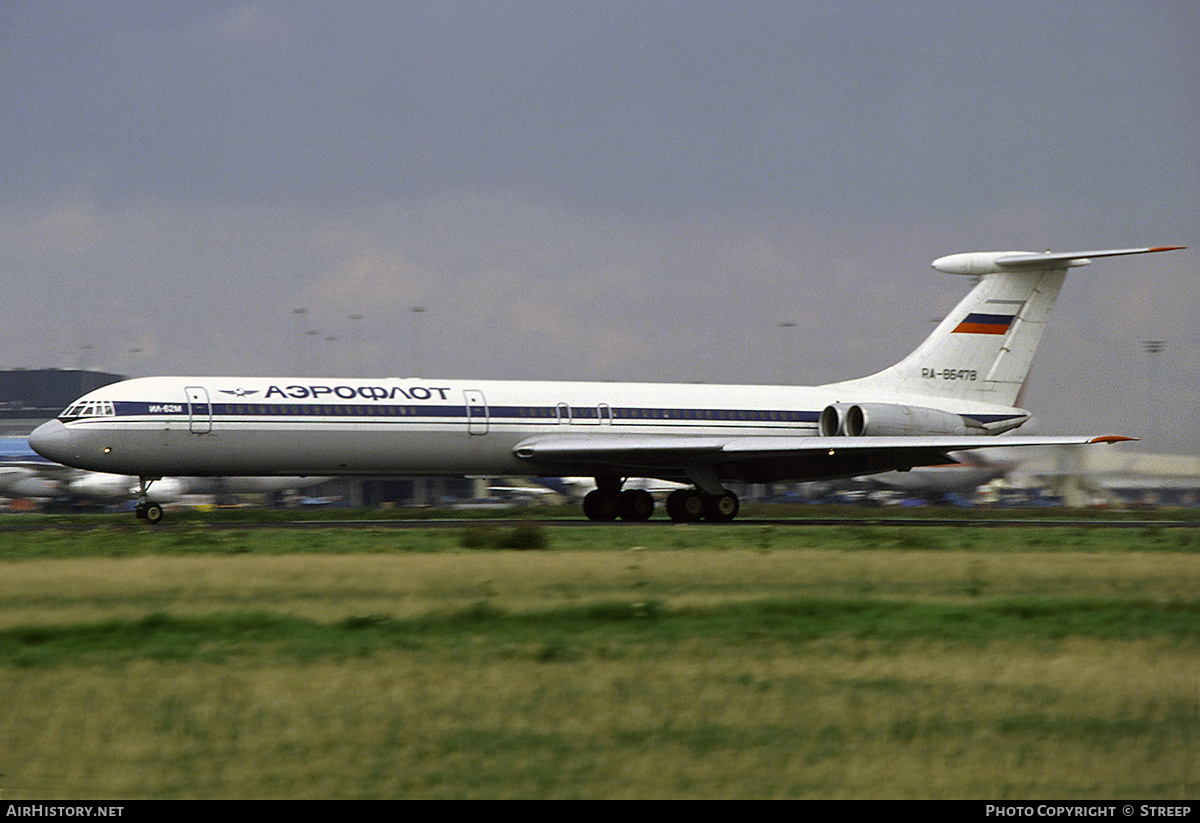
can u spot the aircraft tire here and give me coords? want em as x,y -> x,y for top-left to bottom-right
666,489 -> 705,523
665,490 -> 683,520
143,503 -> 164,525
704,491 -> 739,522
582,489 -> 620,521
618,489 -> 655,521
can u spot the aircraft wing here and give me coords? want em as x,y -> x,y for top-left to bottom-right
513,434 -> 1130,488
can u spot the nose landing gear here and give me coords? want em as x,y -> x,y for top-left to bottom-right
134,478 -> 165,524
135,502 -> 164,524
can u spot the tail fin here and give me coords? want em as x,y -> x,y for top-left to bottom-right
827,246 -> 1183,407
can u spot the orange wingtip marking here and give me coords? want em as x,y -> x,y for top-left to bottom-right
1146,246 -> 1186,252
1090,435 -> 1138,444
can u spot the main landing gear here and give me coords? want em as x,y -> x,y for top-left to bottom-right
134,477 -> 164,525
581,478 -> 740,523
664,488 -> 739,523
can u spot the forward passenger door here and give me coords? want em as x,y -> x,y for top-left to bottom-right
186,386 -> 212,434
465,390 -> 488,435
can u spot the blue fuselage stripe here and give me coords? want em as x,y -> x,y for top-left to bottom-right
63,402 -> 1026,429
71,402 -> 825,426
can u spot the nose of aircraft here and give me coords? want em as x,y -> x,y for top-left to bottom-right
29,420 -> 75,464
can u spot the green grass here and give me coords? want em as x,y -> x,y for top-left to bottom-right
1,516 -> 1199,561
0,519 -> 1196,798
1,595 -> 1197,669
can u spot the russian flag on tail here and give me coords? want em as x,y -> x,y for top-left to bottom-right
952,312 -> 1016,335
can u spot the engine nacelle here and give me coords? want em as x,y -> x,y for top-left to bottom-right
819,403 -> 854,437
821,403 -> 984,437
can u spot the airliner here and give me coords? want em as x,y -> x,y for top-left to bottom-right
29,246 -> 1182,524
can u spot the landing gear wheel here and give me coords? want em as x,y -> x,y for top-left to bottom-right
618,489 -> 655,521
704,490 -> 739,522
133,478 -> 165,524
135,502 -> 165,524
582,489 -> 620,521
665,490 -> 681,520
666,489 -> 706,523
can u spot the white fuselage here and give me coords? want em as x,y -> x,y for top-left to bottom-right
31,375 -> 1026,481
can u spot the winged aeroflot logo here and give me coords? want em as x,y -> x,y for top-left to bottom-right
218,388 -> 260,398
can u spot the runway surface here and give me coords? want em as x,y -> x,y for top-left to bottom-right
249,516 -> 1200,529
4,515 -> 1196,531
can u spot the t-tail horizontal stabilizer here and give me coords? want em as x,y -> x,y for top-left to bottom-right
932,246 -> 1185,275
830,245 -> 1184,408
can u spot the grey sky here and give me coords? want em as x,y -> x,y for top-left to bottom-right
1,1 -> 1196,452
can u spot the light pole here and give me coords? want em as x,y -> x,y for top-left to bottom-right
1144,340 -> 1166,446
306,329 -> 321,378
78,343 -> 94,395
324,334 -> 339,376
126,348 -> 144,378
410,306 -> 427,376
349,313 -> 364,377
292,308 -> 309,376
777,321 -> 796,383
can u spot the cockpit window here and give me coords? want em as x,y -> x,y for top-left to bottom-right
60,401 -> 115,420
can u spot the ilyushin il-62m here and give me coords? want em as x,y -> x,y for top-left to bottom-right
30,246 -> 1182,523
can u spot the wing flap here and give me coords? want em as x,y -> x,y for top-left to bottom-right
513,434 -> 1131,485
718,434 -> 1127,454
